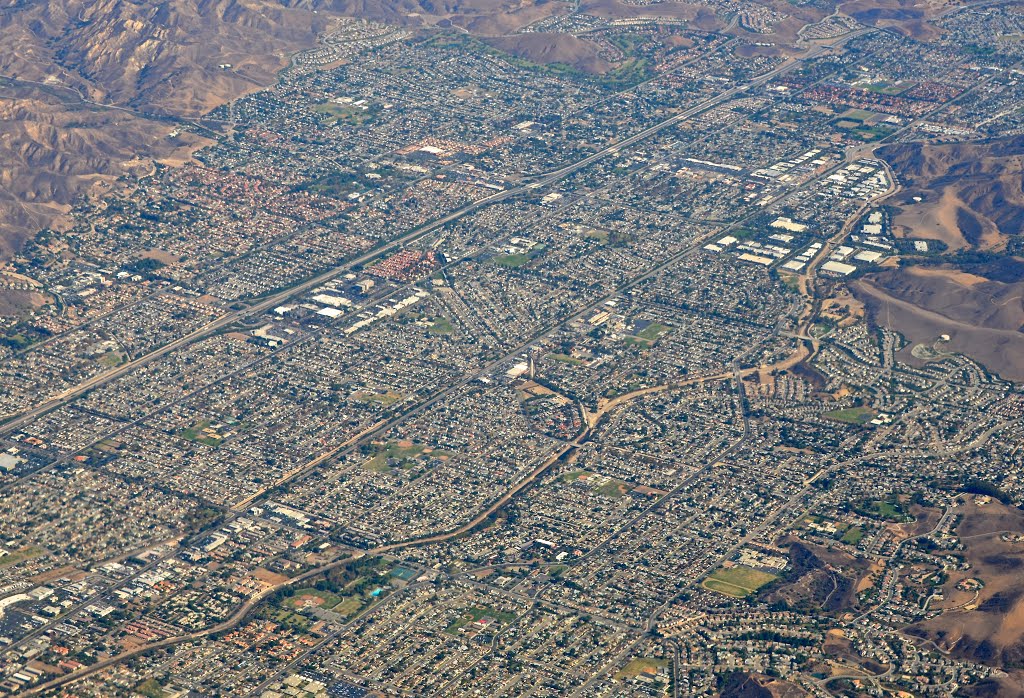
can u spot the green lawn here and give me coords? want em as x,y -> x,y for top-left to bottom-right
547,352 -> 585,365
703,566 -> 778,598
876,499 -> 901,515
0,331 -> 40,351
623,336 -> 654,349
363,441 -> 429,471
834,112 -> 895,141
179,420 -> 210,438
283,587 -> 343,610
811,322 -> 835,338
636,323 -> 670,341
332,597 -> 364,617
355,391 -> 405,407
280,565 -> 396,620
852,124 -> 896,141
596,479 -> 629,498
855,497 -> 909,522
615,658 -> 669,680
300,171 -> 363,197
426,316 -> 455,334
864,80 -> 914,95
493,253 -> 532,268
97,351 -> 125,368
873,500 -> 903,520
134,679 -> 164,698
823,407 -> 876,424
264,606 -> 311,631
839,108 -> 876,122
562,471 -> 629,497
0,545 -> 46,568
841,525 -> 865,545
599,57 -> 653,89
445,606 -> 518,634
179,420 -> 221,446
313,102 -> 376,125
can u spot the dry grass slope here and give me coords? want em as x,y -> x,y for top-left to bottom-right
908,498 -> 1024,675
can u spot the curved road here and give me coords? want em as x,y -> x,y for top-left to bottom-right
18,27 -> 881,696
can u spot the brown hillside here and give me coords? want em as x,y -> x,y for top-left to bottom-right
0,82 -> 208,258
0,0 -> 342,116
486,33 -> 611,73
907,498 -> 1024,674
853,274 -> 1024,382
0,0 -> 575,261
0,0 -> 348,259
880,136 -> 1024,252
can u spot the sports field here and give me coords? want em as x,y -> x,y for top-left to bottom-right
703,565 -> 778,598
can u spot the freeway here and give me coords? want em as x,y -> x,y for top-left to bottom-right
0,184 -> 511,437
0,29 -> 864,439
19,28 -> 884,695
2,97 -> 883,654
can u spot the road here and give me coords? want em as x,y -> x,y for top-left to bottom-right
23,433 -> 579,695
18,27 -> 883,696
0,184 -> 510,436
4,64 -> 903,661
2,30 -> 862,439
